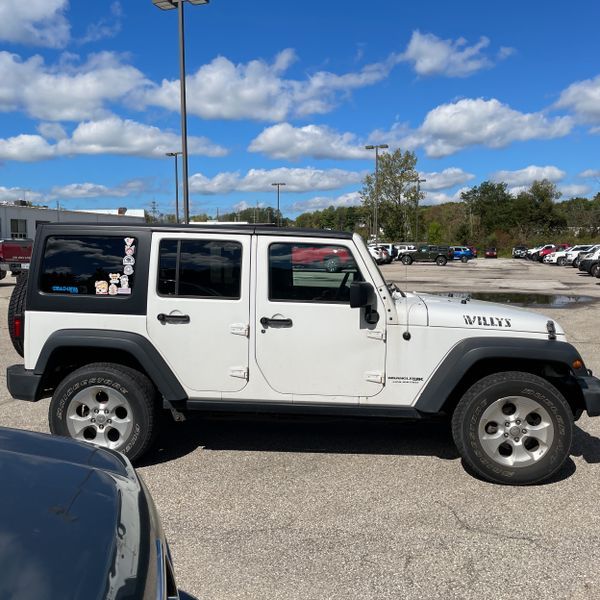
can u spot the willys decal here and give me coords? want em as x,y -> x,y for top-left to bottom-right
463,315 -> 512,328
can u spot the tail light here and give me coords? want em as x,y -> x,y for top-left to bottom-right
13,315 -> 22,339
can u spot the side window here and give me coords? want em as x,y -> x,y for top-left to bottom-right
40,236 -> 137,296
158,239 -> 242,299
269,243 -> 364,304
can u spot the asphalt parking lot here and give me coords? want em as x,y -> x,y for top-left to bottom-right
1,258 -> 600,600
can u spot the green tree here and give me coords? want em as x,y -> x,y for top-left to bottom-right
460,181 -> 514,237
428,221 -> 443,244
360,149 -> 423,240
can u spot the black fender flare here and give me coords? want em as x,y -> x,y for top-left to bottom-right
414,337 -> 586,414
35,329 -> 187,402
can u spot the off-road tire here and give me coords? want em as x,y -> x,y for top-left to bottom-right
8,272 -> 28,357
0,269 -> 6,281
436,256 -> 447,266
402,255 -> 413,266
49,363 -> 158,462
452,371 -> 573,485
572,258 -> 580,268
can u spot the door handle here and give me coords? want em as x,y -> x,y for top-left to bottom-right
260,316 -> 293,328
157,313 -> 190,324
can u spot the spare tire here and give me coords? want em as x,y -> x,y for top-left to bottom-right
8,272 -> 27,357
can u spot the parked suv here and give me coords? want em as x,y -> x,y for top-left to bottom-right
512,245 -> 528,259
450,246 -> 473,263
401,244 -> 453,266
578,247 -> 600,277
6,224 -> 600,485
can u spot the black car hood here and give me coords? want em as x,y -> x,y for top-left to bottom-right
0,428 -> 155,600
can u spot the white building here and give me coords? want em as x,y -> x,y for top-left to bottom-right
0,203 -> 145,240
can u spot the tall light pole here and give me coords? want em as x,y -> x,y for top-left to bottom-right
166,151 -> 182,223
415,177 -> 426,242
365,144 -> 388,244
271,182 -> 286,226
153,0 -> 210,224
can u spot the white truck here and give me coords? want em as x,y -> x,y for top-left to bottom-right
7,224 -> 600,485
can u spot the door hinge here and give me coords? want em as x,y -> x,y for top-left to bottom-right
365,371 -> 384,384
229,366 -> 249,380
367,329 -> 386,341
230,323 -> 249,337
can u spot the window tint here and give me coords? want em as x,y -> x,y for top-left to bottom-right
158,239 -> 242,299
269,243 -> 363,303
40,236 -> 137,296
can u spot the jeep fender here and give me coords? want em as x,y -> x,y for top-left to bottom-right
35,330 -> 187,402
414,337 -> 587,414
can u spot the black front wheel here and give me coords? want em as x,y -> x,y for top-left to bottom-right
452,371 -> 572,485
49,363 -> 158,462
402,255 -> 413,265
436,256 -> 448,266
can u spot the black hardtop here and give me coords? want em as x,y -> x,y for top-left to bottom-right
36,222 -> 354,240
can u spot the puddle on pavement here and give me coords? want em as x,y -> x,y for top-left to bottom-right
433,291 -> 596,308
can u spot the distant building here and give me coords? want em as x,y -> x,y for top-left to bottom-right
0,202 -> 145,240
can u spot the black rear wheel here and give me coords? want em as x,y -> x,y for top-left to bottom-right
402,255 -> 413,265
436,256 -> 447,266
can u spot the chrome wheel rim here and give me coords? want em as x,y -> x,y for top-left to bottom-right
478,395 -> 555,468
66,385 -> 133,450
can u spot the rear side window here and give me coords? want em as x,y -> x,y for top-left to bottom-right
40,236 -> 137,296
158,239 -> 242,299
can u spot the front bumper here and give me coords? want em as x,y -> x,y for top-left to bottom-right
577,374 -> 600,417
6,365 -> 42,402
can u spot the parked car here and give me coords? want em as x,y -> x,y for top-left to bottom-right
484,247 -> 498,258
367,245 -> 389,265
578,247 -> 600,277
393,243 -> 416,260
467,245 -> 478,258
374,243 -> 398,261
0,238 -> 33,280
6,223 -> 600,485
544,245 -> 584,265
450,246 -> 474,263
0,426 -> 194,600
512,245 -> 528,258
292,244 -> 354,272
526,244 -> 549,260
538,243 -> 569,263
570,245 -> 600,267
401,244 -> 453,266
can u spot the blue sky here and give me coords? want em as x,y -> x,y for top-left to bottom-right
0,0 -> 599,218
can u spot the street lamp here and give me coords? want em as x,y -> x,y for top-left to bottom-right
414,177 -> 426,243
152,0 -> 210,224
166,151 -> 182,223
365,144 -> 388,244
271,182 -> 286,226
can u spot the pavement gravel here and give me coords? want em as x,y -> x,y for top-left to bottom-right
1,258 -> 600,600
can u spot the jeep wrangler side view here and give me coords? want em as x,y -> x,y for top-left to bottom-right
7,224 -> 600,485
401,244 -> 453,266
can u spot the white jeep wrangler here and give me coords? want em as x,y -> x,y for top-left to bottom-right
7,224 -> 600,484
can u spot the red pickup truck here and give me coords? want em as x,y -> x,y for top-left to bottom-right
0,239 -> 33,280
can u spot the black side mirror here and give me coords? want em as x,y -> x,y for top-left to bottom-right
350,281 -> 372,308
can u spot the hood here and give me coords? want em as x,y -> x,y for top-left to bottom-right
417,293 -> 565,336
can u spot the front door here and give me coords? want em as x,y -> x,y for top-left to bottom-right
255,237 -> 386,401
146,232 -> 250,394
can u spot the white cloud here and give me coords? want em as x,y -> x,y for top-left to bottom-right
0,0 -> 70,48
37,122 -> 68,141
424,187 -> 470,206
559,184 -> 592,198
143,49 -> 397,121
556,75 -> 600,126
419,168 -> 475,191
0,51 -> 148,121
78,2 -> 123,45
249,123 -> 370,160
491,165 -> 566,186
290,192 -> 362,212
579,169 -> 600,179
0,116 -> 227,161
50,179 -> 153,199
398,31 -> 511,77
387,98 -> 573,157
0,186 -> 44,203
189,168 -> 363,195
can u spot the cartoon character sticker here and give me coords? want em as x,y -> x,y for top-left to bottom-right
124,237 -> 135,247
125,245 -> 135,256
123,265 -> 134,276
95,281 -> 109,295
123,255 -> 135,266
108,284 -> 118,296
119,274 -> 129,289
109,273 -> 120,284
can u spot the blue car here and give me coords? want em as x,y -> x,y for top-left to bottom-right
450,246 -> 474,262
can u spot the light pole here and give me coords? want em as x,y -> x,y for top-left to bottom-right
365,144 -> 388,244
153,0 -> 210,224
271,182 -> 286,226
166,151 -> 182,223
414,177 -> 426,243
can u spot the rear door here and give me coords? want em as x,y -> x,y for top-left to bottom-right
255,236 -> 386,401
146,232 -> 250,394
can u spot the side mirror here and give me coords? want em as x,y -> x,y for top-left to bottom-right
350,281 -> 372,308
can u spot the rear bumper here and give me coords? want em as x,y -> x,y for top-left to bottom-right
577,374 -> 600,417
6,365 -> 42,402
